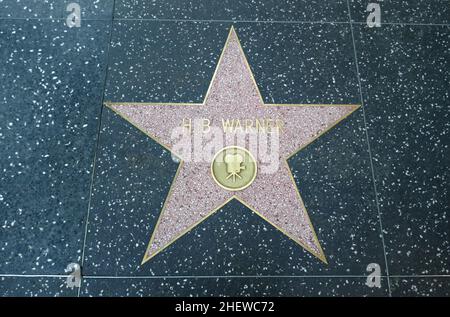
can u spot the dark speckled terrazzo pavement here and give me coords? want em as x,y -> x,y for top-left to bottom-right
0,1 -> 449,297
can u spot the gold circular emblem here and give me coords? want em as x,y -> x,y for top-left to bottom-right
211,146 -> 257,191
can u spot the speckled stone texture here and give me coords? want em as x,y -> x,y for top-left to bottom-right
0,0 -> 449,297
349,0 -> 450,24
114,0 -> 349,22
354,24 -> 450,276
0,0 -> 61,18
105,22 -> 360,104
0,277 -> 75,297
80,276 -> 388,297
0,20 -> 110,274
390,277 -> 450,297
0,0 -> 114,19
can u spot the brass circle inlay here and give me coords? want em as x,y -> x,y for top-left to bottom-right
211,146 -> 257,191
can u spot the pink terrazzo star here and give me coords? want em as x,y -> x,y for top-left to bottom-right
106,26 -> 359,264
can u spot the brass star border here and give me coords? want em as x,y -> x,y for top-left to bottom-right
105,26 -> 360,265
